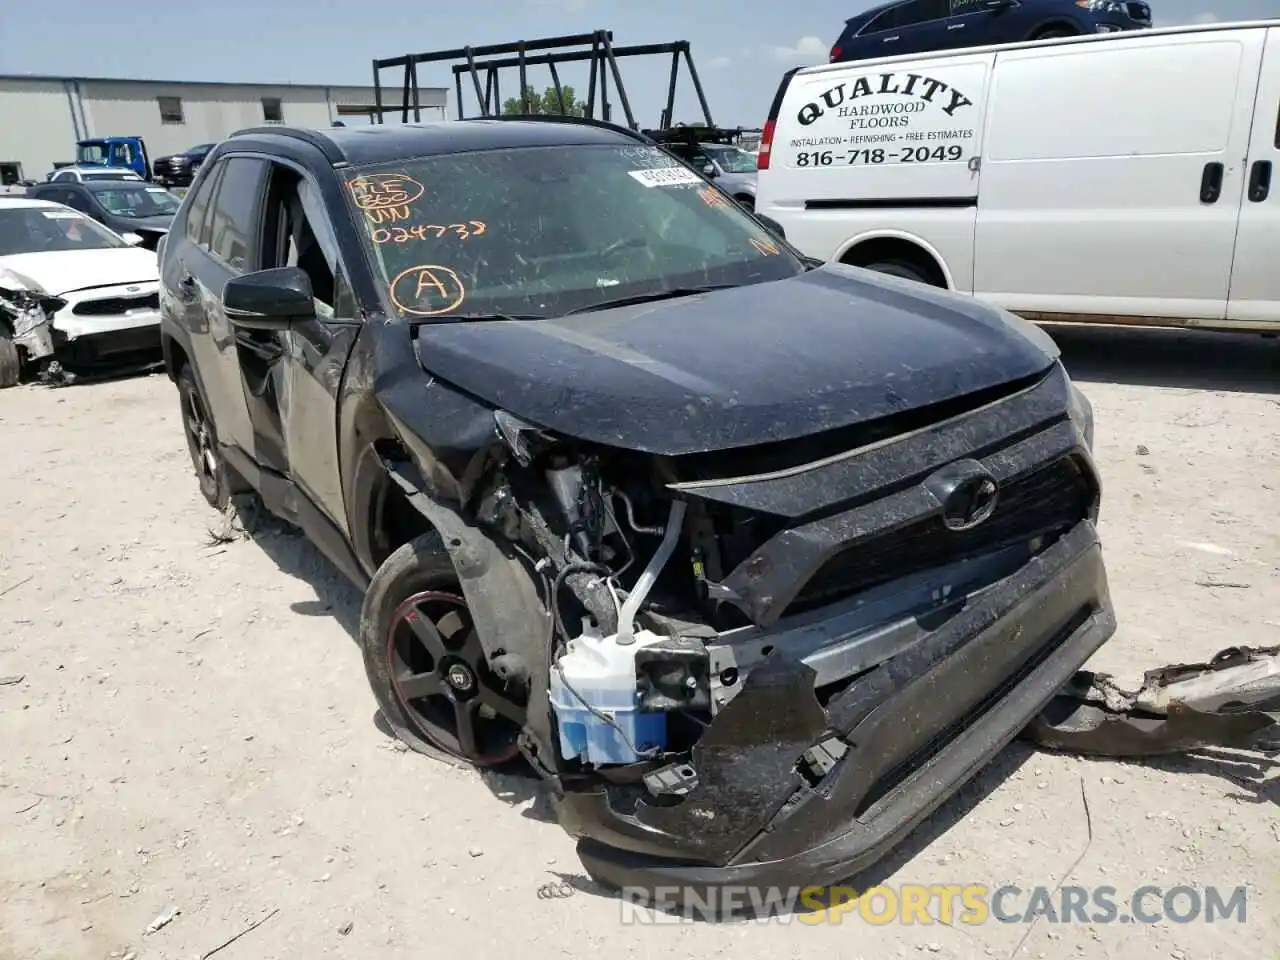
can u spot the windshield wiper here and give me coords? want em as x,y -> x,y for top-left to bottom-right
406,311 -> 543,325
563,284 -> 737,315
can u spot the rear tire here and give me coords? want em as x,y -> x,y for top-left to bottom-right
863,259 -> 932,284
177,363 -> 234,510
0,334 -> 20,389
736,195 -> 755,212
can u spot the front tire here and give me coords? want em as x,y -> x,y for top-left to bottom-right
177,363 -> 235,510
359,532 -> 526,767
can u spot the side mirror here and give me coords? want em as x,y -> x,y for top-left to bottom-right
701,163 -> 719,178
120,231 -> 145,246
223,266 -> 315,331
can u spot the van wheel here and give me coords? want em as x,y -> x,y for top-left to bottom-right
736,196 -> 755,212
0,333 -> 20,389
863,259 -> 932,284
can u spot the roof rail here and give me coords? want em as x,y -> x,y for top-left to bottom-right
228,125 -> 346,163
481,112 -> 652,144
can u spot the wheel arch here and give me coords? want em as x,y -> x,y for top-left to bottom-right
1027,18 -> 1082,39
833,230 -> 955,289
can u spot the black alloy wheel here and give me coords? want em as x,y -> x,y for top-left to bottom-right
384,586 -> 524,765
177,364 -> 233,509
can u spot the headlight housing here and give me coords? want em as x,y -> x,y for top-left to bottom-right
1067,379 -> 1095,451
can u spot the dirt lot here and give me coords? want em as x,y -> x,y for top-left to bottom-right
1,325 -> 1277,960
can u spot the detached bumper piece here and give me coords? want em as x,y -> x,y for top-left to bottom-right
564,522 -> 1113,892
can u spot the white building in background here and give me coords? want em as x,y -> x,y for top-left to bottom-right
0,74 -> 449,184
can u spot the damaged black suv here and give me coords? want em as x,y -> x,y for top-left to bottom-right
157,117 -> 1115,892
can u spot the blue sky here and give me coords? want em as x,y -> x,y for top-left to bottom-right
0,0 -> 1269,127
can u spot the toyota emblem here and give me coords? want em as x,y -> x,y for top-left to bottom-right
923,459 -> 1001,532
942,475 -> 999,531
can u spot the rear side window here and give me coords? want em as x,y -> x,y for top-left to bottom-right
183,163 -> 221,246
987,40 -> 1244,161
205,157 -> 269,270
865,0 -> 947,32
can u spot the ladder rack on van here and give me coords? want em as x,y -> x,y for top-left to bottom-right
371,31 -> 716,131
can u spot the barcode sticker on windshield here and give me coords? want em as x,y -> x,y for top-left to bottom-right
42,211 -> 79,219
628,167 -> 702,188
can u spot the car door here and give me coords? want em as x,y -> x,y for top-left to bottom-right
1226,25 -> 1280,327
972,29 -> 1262,323
943,0 -> 1026,49
232,159 -> 362,533
173,156 -> 269,470
867,0 -> 952,57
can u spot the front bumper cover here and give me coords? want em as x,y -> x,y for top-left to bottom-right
559,520 -> 1114,892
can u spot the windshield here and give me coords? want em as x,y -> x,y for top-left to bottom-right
95,186 -> 181,218
0,207 -> 128,255
76,143 -> 107,165
704,146 -> 758,174
344,143 -> 801,320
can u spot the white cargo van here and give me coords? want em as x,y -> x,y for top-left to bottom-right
755,20 -> 1280,332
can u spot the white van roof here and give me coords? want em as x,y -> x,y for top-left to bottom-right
793,18 -> 1280,80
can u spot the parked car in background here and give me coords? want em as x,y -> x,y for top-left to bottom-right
0,197 -> 161,387
46,166 -> 145,184
647,127 -> 761,209
756,19 -> 1279,333
27,180 -> 181,251
151,143 -> 217,187
829,0 -> 1151,61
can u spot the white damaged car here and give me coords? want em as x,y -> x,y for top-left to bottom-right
0,196 -> 162,387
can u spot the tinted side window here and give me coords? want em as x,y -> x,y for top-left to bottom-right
206,157 -> 268,270
63,190 -> 92,213
183,163 -> 221,246
897,0 -> 948,27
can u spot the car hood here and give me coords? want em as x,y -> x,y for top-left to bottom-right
411,264 -> 1060,456
0,248 -> 159,296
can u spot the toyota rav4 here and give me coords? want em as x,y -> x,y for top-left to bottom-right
157,117 -> 1114,893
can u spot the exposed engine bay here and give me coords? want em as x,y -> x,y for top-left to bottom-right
381,357 -> 1116,889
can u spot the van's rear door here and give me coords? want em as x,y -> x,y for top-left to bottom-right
973,27 -> 1264,324
762,53 -> 993,278
1226,26 -> 1280,328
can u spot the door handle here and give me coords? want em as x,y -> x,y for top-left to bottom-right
1199,162 -> 1224,204
884,35 -> 900,41
948,22 -> 965,29
1248,160 -> 1272,202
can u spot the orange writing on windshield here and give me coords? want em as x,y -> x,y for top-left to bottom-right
389,264 -> 466,316
347,173 -> 424,210
750,236 -> 781,257
371,221 -> 488,244
348,173 -> 425,227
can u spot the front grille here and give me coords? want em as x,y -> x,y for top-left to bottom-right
787,456 -> 1093,614
1125,1 -> 1150,20
73,293 -> 159,316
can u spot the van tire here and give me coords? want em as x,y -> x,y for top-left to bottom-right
863,259 -> 933,284
736,195 -> 755,212
0,333 -> 20,389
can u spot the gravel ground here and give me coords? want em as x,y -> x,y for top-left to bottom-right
1,325 -> 1277,960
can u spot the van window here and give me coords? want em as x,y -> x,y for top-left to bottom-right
986,40 -> 1245,161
